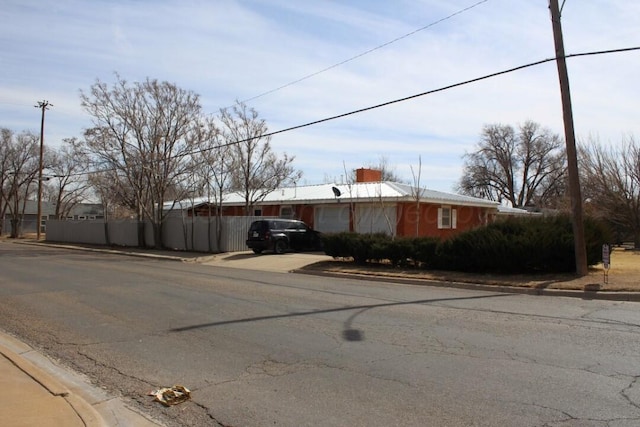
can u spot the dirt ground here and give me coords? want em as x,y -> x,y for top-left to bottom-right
311,248 -> 639,292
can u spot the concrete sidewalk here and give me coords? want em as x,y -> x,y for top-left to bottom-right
0,331 -> 162,427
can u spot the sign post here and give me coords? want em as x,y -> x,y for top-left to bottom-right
602,244 -> 611,284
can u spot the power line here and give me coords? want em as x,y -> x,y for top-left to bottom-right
63,45 -> 640,178
250,46 -> 640,140
235,0 -> 491,106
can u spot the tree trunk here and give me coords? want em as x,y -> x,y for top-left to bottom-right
10,217 -> 21,238
216,213 -> 223,252
103,221 -> 111,246
137,221 -> 146,248
153,222 -> 163,249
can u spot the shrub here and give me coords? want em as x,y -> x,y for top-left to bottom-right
321,232 -> 356,258
322,232 -> 387,264
409,237 -> 440,268
435,214 -> 610,274
383,238 -> 415,267
322,215 -> 610,274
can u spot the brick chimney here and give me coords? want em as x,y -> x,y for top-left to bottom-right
355,168 -> 382,183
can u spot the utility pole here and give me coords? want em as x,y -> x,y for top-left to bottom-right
549,0 -> 588,276
35,100 -> 52,241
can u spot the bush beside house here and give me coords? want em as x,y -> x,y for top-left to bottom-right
322,215 -> 610,274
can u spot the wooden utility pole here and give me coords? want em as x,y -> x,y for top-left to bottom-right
35,100 -> 52,241
549,0 -> 588,276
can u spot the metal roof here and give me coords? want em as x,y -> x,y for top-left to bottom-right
165,182 -> 499,210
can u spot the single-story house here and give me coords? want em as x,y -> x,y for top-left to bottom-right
165,168 -> 533,239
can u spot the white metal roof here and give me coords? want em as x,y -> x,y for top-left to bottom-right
165,182 -> 499,211
496,205 -> 542,216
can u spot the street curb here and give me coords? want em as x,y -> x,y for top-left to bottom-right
294,268 -> 640,302
12,240 -> 639,302
0,343 -> 106,427
13,240 -> 195,262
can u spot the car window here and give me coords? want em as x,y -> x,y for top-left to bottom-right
249,221 -> 265,232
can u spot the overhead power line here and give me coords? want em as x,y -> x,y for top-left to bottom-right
236,0 -> 491,105
65,46 -> 640,178
251,46 -> 640,140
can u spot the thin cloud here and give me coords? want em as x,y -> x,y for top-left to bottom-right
0,0 -> 638,192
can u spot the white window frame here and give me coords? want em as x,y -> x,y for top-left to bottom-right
437,206 -> 457,229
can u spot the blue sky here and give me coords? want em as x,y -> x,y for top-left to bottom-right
1,0 -> 639,192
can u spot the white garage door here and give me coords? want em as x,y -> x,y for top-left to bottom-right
355,204 -> 397,236
314,205 -> 350,233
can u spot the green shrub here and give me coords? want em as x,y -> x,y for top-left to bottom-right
322,232 -> 387,264
321,232 -> 357,258
434,214 -> 610,274
322,215 -> 610,274
383,238 -> 415,267
584,216 -> 613,265
409,237 -> 440,268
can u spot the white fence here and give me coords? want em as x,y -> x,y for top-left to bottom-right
45,216 -> 273,252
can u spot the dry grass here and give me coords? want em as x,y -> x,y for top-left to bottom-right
311,248 -> 639,292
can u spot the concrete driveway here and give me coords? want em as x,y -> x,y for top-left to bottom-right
201,251 -> 332,273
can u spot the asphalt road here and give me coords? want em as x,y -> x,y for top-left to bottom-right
1,242 -> 639,427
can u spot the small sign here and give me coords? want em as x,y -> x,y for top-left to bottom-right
602,244 -> 610,269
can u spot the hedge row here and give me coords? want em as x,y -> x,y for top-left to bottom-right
322,232 -> 439,267
321,215 -> 610,274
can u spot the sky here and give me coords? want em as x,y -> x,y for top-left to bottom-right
1,0 -> 639,193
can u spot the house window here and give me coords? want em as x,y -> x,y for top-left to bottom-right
280,205 -> 294,218
438,206 -> 457,229
254,209 -> 262,216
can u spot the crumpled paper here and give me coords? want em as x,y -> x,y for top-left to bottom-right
149,385 -> 191,406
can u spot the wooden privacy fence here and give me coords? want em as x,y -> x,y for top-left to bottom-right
45,216 -> 273,253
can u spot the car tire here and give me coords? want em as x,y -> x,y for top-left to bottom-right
274,240 -> 288,254
252,248 -> 262,255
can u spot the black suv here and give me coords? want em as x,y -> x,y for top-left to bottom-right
246,219 -> 322,254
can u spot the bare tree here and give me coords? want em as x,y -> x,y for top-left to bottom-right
80,74 -> 206,248
581,136 -> 640,247
1,130 -> 40,237
458,121 -> 567,208
45,138 -> 92,219
184,117 -> 233,251
89,169 -> 138,219
0,128 -> 12,235
221,102 -> 301,215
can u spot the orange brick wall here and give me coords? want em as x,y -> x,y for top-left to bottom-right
396,203 -> 490,239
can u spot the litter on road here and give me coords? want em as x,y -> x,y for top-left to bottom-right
149,385 -> 191,406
